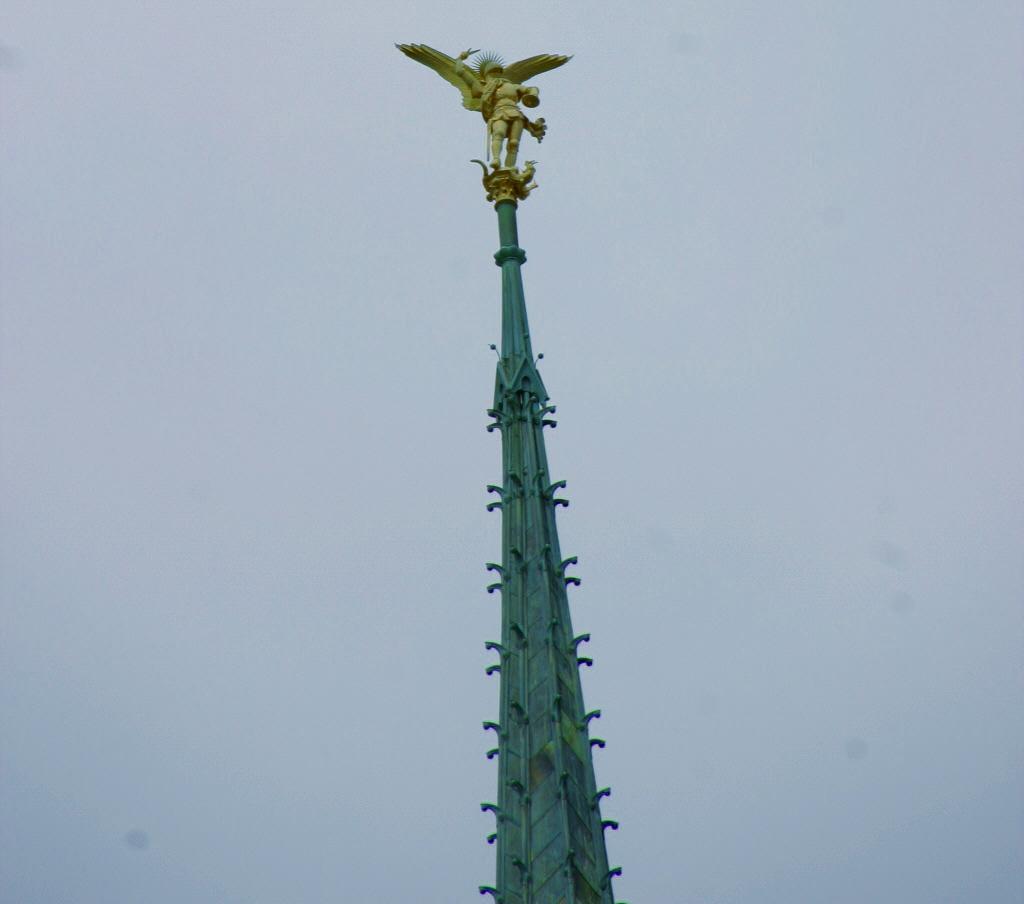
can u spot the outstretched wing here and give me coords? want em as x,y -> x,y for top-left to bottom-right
395,43 -> 482,111
502,53 -> 572,85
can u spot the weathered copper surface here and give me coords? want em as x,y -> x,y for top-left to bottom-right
481,200 -> 620,904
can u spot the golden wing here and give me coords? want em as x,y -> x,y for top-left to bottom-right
395,43 -> 483,111
502,53 -> 572,85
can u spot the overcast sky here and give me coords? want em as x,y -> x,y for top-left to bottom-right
1,2 -> 1022,902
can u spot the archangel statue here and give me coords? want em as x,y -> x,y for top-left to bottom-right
396,44 -> 571,171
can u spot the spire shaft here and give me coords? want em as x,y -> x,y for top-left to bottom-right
486,201 -> 616,904
495,201 -> 534,363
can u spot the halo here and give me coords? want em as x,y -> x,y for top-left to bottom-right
473,51 -> 506,76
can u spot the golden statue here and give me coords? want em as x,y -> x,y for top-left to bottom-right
396,44 -> 571,201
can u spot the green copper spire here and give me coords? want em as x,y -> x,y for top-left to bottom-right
481,199 -> 621,904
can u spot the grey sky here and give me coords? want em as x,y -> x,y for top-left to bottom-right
1,2 -> 1022,902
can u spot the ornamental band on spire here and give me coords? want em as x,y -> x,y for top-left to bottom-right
395,44 -> 571,202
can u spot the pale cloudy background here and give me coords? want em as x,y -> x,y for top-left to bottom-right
1,2 -> 1022,902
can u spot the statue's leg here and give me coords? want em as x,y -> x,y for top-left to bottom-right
505,120 -> 524,168
490,121 -> 507,168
